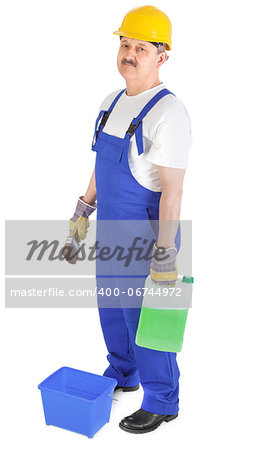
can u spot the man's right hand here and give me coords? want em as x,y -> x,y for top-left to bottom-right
69,196 -> 97,241
62,196 -> 97,264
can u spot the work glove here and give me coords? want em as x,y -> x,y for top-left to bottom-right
150,241 -> 178,287
62,196 -> 96,264
69,196 -> 97,241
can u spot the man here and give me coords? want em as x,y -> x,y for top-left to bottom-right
69,5 -> 192,434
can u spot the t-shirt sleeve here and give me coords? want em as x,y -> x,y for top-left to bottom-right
145,101 -> 192,169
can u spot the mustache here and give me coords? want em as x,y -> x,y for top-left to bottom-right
121,58 -> 137,67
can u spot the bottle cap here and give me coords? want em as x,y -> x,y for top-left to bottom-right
182,276 -> 194,283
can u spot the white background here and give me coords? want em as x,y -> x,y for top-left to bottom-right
1,0 -> 264,448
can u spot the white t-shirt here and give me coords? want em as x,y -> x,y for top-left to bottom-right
97,82 -> 192,192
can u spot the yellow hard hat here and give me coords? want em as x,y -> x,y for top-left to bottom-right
113,5 -> 172,51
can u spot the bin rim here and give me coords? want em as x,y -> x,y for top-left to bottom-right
38,366 -> 117,401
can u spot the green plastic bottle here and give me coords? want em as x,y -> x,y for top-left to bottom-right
135,275 -> 193,352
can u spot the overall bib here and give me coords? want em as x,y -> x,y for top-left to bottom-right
91,88 -> 181,415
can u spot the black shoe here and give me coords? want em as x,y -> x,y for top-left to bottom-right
114,384 -> 140,392
119,408 -> 178,434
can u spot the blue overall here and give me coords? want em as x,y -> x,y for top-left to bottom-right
91,88 -> 181,415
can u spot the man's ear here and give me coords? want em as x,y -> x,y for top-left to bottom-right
157,52 -> 168,67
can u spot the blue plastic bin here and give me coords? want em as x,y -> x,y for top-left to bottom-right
38,366 -> 117,438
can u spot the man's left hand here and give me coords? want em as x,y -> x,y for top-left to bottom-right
150,242 -> 178,287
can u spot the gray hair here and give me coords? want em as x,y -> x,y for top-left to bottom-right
156,43 -> 166,54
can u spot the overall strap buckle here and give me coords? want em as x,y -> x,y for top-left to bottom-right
100,110 -> 111,129
126,119 -> 142,137
126,118 -> 144,155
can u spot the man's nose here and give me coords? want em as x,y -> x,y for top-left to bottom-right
124,46 -> 137,59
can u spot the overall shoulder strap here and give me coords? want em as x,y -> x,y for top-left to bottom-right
99,88 -> 126,130
108,88 -> 126,113
136,88 -> 174,122
91,88 -> 126,147
125,88 -> 175,155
